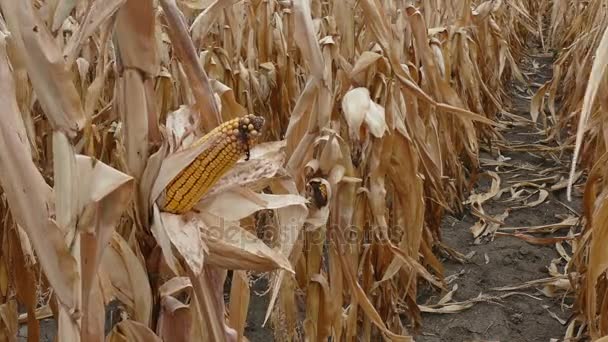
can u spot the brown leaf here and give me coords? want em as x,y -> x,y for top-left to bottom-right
100,232 -> 153,325
495,232 -> 574,245
107,320 -> 163,342
198,212 -> 294,273
0,300 -> 18,341
0,0 -> 85,136
157,296 -> 192,342
568,25 -> 608,200
0,33 -> 77,308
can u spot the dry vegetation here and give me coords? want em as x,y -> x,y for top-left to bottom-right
531,0 -> 608,340
5,0 -> 608,341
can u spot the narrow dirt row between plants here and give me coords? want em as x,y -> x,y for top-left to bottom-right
415,40 -> 581,342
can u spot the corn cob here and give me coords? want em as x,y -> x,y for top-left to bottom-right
161,114 -> 265,214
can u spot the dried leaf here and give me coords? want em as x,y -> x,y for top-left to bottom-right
0,0 -> 85,135
197,212 -> 294,273
107,320 -> 163,342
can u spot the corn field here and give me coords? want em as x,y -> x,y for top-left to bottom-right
0,0 -> 607,341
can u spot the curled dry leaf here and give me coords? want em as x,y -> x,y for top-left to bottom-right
496,232 -> 574,245
465,171 -> 502,206
341,87 -> 388,140
50,0 -> 78,31
513,189 -> 549,209
107,319 -> 163,342
198,187 -> 307,222
159,277 -> 192,298
70,153 -> 136,337
197,212 -> 294,273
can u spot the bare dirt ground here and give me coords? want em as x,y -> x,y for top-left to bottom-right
414,44 -> 581,341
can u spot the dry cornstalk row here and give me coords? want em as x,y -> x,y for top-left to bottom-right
532,0 -> 608,340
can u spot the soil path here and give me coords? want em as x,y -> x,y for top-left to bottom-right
415,42 -> 581,341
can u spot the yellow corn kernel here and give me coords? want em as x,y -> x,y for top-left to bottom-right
161,114 -> 265,214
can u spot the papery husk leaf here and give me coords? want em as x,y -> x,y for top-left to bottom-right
342,87 -> 370,139
151,204 -> 182,276
158,212 -> 207,275
159,277 -> 192,298
197,212 -> 294,273
198,187 -> 307,222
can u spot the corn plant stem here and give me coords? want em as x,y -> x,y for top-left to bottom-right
159,0 -> 222,132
